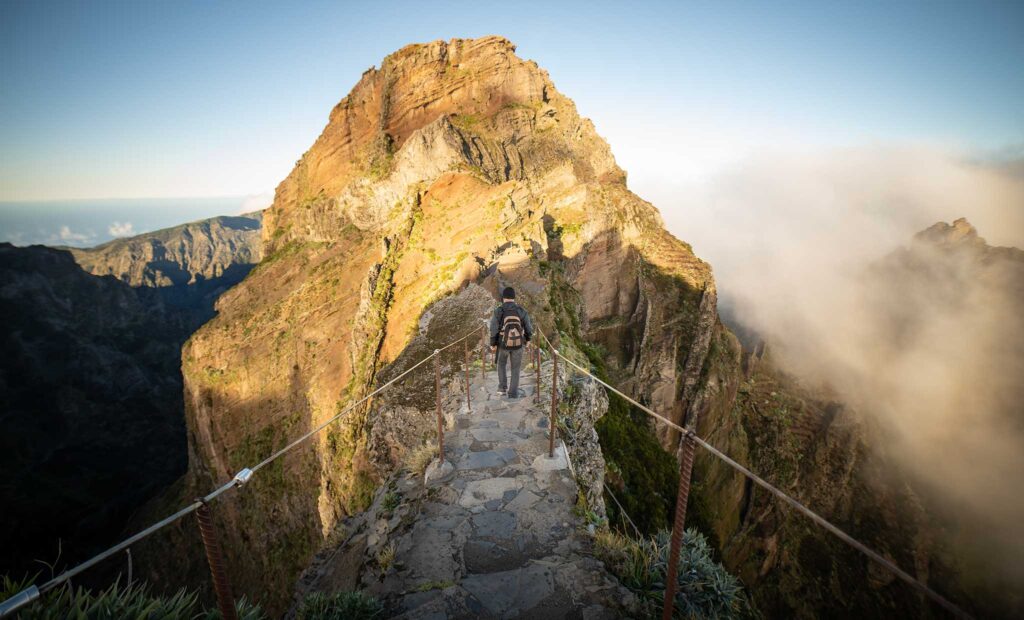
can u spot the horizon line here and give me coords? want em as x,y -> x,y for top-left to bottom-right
0,193 -> 274,204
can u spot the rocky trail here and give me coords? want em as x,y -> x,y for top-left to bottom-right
294,357 -> 633,619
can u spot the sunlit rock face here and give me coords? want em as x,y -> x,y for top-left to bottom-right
173,36 -> 717,612
69,212 -> 263,326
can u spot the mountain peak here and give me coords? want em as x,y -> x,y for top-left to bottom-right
264,35 -> 624,251
914,217 -> 981,246
174,36 -> 716,612
386,35 -> 518,63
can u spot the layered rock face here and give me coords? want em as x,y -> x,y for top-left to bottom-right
176,36 -> 717,612
70,212 -> 263,327
690,220 -> 1024,618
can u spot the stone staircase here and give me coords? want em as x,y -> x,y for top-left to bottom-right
294,363 -> 633,619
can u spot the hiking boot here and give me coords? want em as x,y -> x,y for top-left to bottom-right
507,389 -> 522,399
497,388 -> 508,396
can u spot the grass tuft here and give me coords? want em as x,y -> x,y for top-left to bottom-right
297,591 -> 383,619
404,441 -> 437,474
377,541 -> 396,573
382,490 -> 401,514
0,574 -> 265,619
413,579 -> 455,592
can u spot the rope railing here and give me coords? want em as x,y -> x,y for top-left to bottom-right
0,325 -> 485,618
541,333 -> 971,620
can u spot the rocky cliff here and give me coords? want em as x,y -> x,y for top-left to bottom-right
172,36 -> 718,613
0,243 -> 188,578
1,212 -> 263,583
689,219 -> 1024,618
69,212 -> 263,327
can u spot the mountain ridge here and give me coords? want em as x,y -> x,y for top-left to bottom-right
163,36 -> 718,614
0,210 -> 264,581
0,242 -> 188,578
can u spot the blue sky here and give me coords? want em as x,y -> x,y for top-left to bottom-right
1,0 -> 1021,203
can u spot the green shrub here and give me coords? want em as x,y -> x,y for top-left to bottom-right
595,528 -> 754,619
200,598 -> 264,620
297,591 -> 383,619
0,575 -> 264,619
382,490 -> 401,513
593,372 -> 680,533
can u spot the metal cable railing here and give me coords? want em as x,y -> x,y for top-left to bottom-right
603,482 -> 643,539
2,319 -> 974,619
0,324 -> 485,618
536,329 -> 971,620
546,383 -> 643,541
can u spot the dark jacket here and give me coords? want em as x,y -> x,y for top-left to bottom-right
489,301 -> 533,348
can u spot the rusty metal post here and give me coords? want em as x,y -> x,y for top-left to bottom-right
463,339 -> 471,413
435,352 -> 444,464
548,338 -> 558,458
535,342 -> 541,404
195,501 -> 237,620
662,431 -> 697,620
480,325 -> 487,379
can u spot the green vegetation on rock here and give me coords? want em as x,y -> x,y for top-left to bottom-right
0,575 -> 265,620
594,528 -> 754,619
596,384 -> 680,533
543,259 -> 679,533
297,591 -> 383,619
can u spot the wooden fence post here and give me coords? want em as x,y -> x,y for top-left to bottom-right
464,339 -> 471,413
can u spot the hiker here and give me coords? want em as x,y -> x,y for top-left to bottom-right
489,286 -> 533,399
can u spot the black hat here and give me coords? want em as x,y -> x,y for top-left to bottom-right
502,286 -> 516,299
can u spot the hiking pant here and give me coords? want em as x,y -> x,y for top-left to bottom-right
497,347 -> 523,395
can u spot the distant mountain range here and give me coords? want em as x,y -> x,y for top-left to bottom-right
68,211 -> 263,327
0,196 -> 268,248
0,212 -> 262,578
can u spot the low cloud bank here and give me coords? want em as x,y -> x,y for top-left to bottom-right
650,145 -> 1024,586
56,225 -> 95,246
108,221 -> 135,237
239,192 -> 273,214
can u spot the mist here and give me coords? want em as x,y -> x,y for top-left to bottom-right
647,145 -> 1024,587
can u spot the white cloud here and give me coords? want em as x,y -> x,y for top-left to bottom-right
239,192 -> 273,214
108,221 -> 135,237
57,225 -> 92,244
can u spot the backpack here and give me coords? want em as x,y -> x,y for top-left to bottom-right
499,306 -> 525,350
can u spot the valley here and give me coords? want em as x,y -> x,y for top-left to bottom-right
2,35 -> 1021,620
